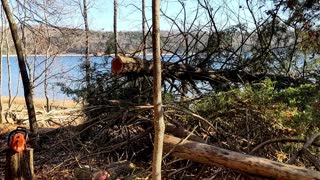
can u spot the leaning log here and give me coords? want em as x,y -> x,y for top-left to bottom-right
111,56 -> 311,87
163,135 -> 320,180
5,148 -> 34,180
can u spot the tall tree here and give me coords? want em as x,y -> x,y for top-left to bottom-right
151,0 -> 165,179
20,0 -> 35,97
5,26 -> 12,122
113,0 -> 118,56
0,7 -> 4,123
82,0 -> 90,93
1,0 -> 38,133
43,0 -> 51,112
142,0 -> 146,60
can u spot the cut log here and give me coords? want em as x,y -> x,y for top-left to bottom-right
5,148 -> 34,180
112,55 -> 153,74
163,135 -> 320,180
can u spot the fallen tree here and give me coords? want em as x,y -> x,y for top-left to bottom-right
111,56 -> 312,88
163,135 -> 320,180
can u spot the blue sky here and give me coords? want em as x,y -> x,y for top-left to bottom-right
7,0 -> 275,32
70,0 -> 275,32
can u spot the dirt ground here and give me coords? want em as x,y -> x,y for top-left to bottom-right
0,97 -> 83,179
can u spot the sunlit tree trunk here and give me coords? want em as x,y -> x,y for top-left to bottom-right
5,27 -> 12,122
142,0 -> 146,60
43,0 -> 51,112
114,0 -> 118,56
0,8 -> 4,123
21,0 -> 35,98
83,0 -> 90,97
152,0 -> 165,179
1,0 -> 38,134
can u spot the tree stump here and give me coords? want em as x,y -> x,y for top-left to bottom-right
5,148 -> 34,180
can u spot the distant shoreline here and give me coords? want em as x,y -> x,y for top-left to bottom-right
1,52 -> 175,57
1,54 -> 106,57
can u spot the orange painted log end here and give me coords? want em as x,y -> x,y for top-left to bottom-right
111,56 -> 140,73
111,56 -> 123,73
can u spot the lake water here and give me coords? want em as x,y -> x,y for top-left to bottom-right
1,54 -> 242,101
1,55 -> 110,100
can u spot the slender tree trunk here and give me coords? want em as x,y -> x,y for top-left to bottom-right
0,19 -> 4,123
113,0 -> 118,56
5,27 -> 12,122
43,0 -> 51,112
44,44 -> 50,112
142,0 -> 146,60
1,0 -> 38,134
6,28 -> 20,111
0,8 -> 5,124
21,0 -> 35,98
152,0 -> 165,179
83,0 -> 90,99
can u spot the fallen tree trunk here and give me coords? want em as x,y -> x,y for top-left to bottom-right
111,56 -> 311,87
163,135 -> 320,180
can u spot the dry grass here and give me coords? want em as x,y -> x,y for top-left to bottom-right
0,96 -> 83,128
1,96 -> 80,110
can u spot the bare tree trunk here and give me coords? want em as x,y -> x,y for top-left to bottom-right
21,0 -> 35,98
44,48 -> 50,112
142,0 -> 146,60
43,0 -> 51,112
113,0 -> 118,56
5,27 -> 12,122
83,0 -> 90,99
1,0 -> 38,134
0,8 -> 5,124
152,0 -> 165,179
5,28 -> 20,112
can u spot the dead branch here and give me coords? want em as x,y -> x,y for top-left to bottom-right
302,149 -> 320,171
288,133 -> 320,165
250,137 -> 320,155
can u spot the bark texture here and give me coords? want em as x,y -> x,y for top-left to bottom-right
83,0 -> 90,90
113,0 -> 118,56
152,0 -> 165,179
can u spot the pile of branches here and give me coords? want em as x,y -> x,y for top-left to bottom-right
33,94 -> 319,179
51,60 -> 319,178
